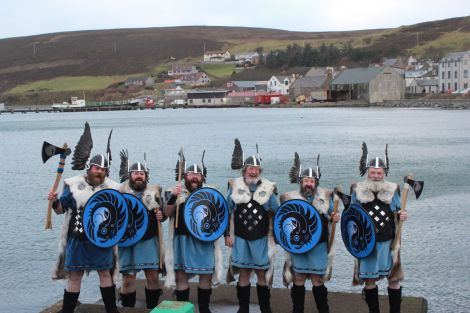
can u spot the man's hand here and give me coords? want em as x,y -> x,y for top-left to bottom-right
225,236 -> 233,248
399,210 -> 408,221
172,183 -> 182,196
331,212 -> 340,223
156,209 -> 163,221
48,191 -> 58,201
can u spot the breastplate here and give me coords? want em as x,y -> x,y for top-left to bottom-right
362,197 -> 395,242
234,200 -> 269,240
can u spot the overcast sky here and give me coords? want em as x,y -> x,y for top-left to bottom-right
1,0 -> 468,39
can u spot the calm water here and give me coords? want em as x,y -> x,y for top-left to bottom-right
0,108 -> 469,312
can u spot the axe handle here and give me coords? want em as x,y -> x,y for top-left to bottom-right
327,196 -> 340,253
45,144 -> 68,230
158,219 -> 164,269
392,181 -> 410,249
175,156 -> 183,229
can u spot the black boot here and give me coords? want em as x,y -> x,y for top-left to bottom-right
363,286 -> 380,313
291,284 -> 305,313
60,289 -> 80,313
119,291 -> 136,307
312,284 -> 330,313
100,285 -> 120,313
236,284 -> 250,313
388,287 -> 402,313
197,287 -> 212,313
145,287 -> 163,309
256,284 -> 272,313
175,288 -> 190,301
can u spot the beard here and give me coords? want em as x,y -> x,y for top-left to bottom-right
244,176 -> 261,185
130,178 -> 147,191
300,185 -> 315,197
365,178 -> 387,192
86,171 -> 106,186
185,178 -> 202,192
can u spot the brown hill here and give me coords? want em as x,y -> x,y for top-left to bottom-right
0,16 -> 469,93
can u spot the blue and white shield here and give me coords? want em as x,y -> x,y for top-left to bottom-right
183,187 -> 229,242
83,189 -> 128,248
341,204 -> 376,259
274,199 -> 322,254
118,193 -> 149,248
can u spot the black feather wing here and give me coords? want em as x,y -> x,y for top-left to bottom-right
175,148 -> 185,181
72,122 -> 93,170
231,138 -> 243,170
119,149 -> 129,183
359,142 -> 368,176
107,129 -> 113,165
289,152 -> 301,183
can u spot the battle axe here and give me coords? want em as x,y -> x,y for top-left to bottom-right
42,141 -> 71,229
392,175 -> 424,249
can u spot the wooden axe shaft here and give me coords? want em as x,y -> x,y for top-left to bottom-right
158,219 -> 164,269
392,179 -> 411,249
175,148 -> 184,229
45,143 -> 68,230
328,196 -> 340,253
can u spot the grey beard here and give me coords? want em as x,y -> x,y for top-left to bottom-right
365,178 -> 387,192
244,176 -> 261,185
301,187 -> 315,198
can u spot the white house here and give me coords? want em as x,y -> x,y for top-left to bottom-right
203,51 -> 231,62
267,75 -> 294,95
439,50 -> 470,92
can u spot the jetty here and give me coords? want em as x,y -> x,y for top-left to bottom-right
40,280 -> 428,313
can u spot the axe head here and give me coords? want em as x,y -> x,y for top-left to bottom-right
404,176 -> 424,199
334,188 -> 352,209
42,141 -> 71,163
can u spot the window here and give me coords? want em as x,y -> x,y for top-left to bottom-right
454,83 -> 458,91
448,71 -> 451,79
442,83 -> 445,92
208,99 -> 211,103
189,99 -> 193,104
202,99 -> 206,103
442,72 -> 445,79
455,71 -> 458,79
464,70 -> 468,78
448,83 -> 451,90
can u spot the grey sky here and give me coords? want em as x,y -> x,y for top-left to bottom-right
1,0 -> 468,39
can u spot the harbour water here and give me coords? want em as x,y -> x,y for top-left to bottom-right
0,107 -> 469,312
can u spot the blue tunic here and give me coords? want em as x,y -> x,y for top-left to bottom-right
290,196 -> 333,275
59,185 -> 114,271
227,184 -> 279,270
173,234 -> 215,274
351,191 -> 401,279
119,237 -> 160,273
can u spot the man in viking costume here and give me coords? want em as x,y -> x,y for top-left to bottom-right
118,150 -> 165,309
280,153 -> 340,313
225,139 -> 279,313
47,122 -> 121,313
163,151 -> 223,313
351,143 -> 407,313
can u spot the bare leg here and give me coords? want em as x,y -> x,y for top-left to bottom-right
238,268 -> 252,287
66,271 -> 84,292
121,273 -> 137,293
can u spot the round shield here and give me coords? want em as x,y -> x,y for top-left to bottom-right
183,187 -> 229,242
273,199 -> 323,254
118,193 -> 149,248
83,189 -> 128,248
341,203 -> 376,259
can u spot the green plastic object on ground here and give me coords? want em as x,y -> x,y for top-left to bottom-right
150,300 -> 194,313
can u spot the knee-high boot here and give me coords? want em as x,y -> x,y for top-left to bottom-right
119,291 -> 136,307
256,284 -> 272,313
236,284 -> 251,313
312,284 -> 330,313
175,288 -> 190,301
100,285 -> 120,313
145,287 -> 163,309
60,289 -> 80,313
290,284 -> 305,313
388,287 -> 402,313
362,286 -> 380,313
197,287 -> 212,313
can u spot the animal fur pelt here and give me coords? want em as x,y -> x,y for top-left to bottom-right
354,179 -> 398,204
52,175 -> 120,281
229,177 -> 277,205
280,188 -> 337,287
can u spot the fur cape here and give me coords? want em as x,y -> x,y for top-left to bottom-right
351,180 -> 404,286
119,181 -> 165,274
163,184 -> 224,289
52,175 -> 120,281
225,177 -> 277,287
280,188 -> 338,287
